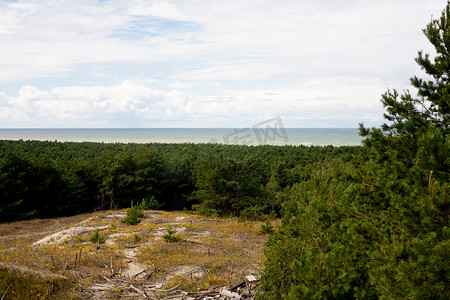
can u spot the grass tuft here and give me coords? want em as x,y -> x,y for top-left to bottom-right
162,226 -> 182,243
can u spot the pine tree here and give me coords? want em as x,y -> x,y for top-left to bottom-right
260,3 -> 449,299
360,2 -> 449,182
363,2 -> 449,137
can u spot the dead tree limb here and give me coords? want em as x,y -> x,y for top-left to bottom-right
1,284 -> 11,300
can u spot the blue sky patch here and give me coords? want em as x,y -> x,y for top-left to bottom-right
111,17 -> 202,40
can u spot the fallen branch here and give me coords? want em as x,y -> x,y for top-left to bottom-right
130,284 -> 150,299
230,281 -> 246,291
62,264 -> 68,275
133,267 -> 154,278
1,284 -> 11,300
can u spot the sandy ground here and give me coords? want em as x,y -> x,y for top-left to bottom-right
0,210 -> 270,299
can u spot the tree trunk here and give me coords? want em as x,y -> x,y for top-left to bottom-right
110,186 -> 115,210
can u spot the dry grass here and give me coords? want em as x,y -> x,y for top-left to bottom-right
0,210 -> 276,299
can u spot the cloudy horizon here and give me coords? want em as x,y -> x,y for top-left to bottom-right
0,0 -> 445,128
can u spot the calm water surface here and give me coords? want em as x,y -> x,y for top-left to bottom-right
0,128 -> 362,146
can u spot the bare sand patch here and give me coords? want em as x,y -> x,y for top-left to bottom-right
32,225 -> 109,246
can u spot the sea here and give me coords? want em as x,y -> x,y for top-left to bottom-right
0,128 -> 362,146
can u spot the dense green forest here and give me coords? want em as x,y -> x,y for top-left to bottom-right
0,2 -> 448,299
0,139 -> 360,222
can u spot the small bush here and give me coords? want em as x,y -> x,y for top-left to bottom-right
162,225 -> 182,243
89,229 -> 105,244
241,206 -> 267,221
122,204 -> 144,225
260,211 -> 277,234
192,205 -> 220,218
133,234 -> 141,242
139,196 -> 161,210
260,221 -> 275,235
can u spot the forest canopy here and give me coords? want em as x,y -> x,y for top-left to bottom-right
0,140 -> 360,222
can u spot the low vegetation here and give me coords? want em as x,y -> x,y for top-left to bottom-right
0,210 -> 272,299
89,229 -> 105,244
121,204 -> 144,225
162,225 -> 182,243
0,267 -> 71,300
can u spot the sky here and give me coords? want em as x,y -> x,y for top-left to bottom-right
0,0 -> 446,128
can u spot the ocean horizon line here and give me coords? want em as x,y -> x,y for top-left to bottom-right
0,128 -> 363,146
1,127 -> 360,129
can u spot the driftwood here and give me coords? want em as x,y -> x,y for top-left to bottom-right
76,263 -> 260,300
133,266 -> 156,278
221,289 -> 241,299
230,280 -> 246,291
1,284 -> 11,300
130,284 -> 150,299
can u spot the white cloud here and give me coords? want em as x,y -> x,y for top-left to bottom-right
0,0 -> 446,127
0,78 -> 387,128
